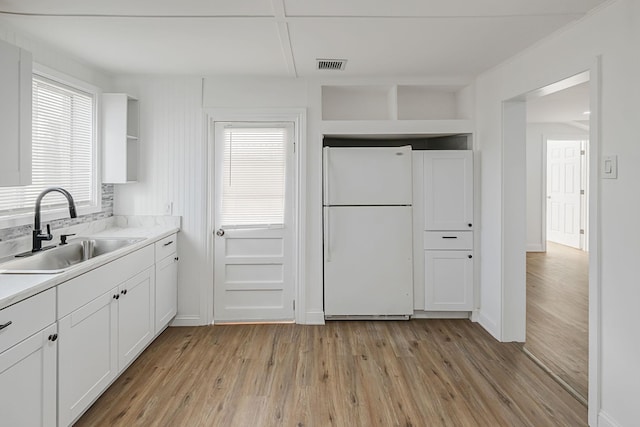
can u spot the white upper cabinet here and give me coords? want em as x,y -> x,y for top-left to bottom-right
102,93 -> 139,183
423,150 -> 473,231
0,40 -> 32,187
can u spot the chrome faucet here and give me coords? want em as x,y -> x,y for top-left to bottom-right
32,187 -> 77,252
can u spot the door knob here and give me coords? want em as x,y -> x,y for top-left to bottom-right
216,229 -> 225,237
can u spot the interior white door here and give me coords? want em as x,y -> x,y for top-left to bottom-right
547,140 -> 583,248
213,122 -> 295,323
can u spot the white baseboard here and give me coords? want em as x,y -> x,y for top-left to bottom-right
304,310 -> 325,325
470,310 -> 480,322
170,315 -> 203,327
527,243 -> 545,252
478,311 -> 501,341
598,411 -> 622,427
412,311 -> 471,319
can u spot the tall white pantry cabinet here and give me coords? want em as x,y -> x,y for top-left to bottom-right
415,150 -> 474,312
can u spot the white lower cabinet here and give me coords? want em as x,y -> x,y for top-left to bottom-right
155,253 -> 178,333
0,323 -> 57,427
1,233 -> 178,426
0,288 -> 57,427
118,267 -> 155,369
58,266 -> 155,426
424,250 -> 473,310
58,291 -> 118,427
57,244 -> 156,426
58,267 -> 155,426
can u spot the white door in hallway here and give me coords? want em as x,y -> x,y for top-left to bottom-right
546,139 -> 584,249
213,122 -> 295,322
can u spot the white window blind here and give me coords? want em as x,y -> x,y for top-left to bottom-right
221,126 -> 288,227
0,75 -> 96,215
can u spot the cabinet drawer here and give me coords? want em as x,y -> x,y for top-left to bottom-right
424,231 -> 473,250
155,234 -> 177,261
0,288 -> 55,354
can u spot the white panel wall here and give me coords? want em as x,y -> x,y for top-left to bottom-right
526,123 -> 588,251
475,1 -> 640,425
112,77 -> 206,325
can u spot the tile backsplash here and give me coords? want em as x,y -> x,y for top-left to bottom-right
0,184 -> 114,241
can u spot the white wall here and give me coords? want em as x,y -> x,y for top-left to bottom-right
526,123 -> 588,251
475,0 -> 640,425
112,77 -> 206,325
110,76 -> 328,324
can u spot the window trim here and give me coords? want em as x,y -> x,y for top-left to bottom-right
0,64 -> 102,230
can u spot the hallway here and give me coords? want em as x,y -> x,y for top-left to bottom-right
525,241 -> 589,401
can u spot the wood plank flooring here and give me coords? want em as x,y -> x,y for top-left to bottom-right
77,319 -> 586,426
525,242 -> 589,401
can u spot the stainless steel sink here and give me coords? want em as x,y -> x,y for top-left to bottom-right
0,238 -> 144,274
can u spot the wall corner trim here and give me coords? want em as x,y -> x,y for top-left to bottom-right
304,311 -> 326,325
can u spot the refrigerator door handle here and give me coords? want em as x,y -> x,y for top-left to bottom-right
325,208 -> 331,262
323,147 -> 330,206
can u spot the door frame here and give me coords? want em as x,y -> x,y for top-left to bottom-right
204,108 -> 306,325
543,136 -> 589,251
501,60 -> 601,425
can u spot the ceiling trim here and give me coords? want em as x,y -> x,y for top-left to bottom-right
272,0 -> 297,77
0,10 -> 585,20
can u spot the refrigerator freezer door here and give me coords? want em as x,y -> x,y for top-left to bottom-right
323,146 -> 412,206
324,206 -> 413,316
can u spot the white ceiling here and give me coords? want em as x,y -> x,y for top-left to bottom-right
0,0 -> 609,77
527,82 -> 590,125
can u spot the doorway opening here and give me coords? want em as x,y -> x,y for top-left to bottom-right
524,78 -> 590,404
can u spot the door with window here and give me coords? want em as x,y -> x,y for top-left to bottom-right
213,122 -> 295,322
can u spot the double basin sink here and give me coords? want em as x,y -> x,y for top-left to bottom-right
0,238 -> 144,274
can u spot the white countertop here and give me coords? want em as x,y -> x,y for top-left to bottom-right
0,222 -> 179,310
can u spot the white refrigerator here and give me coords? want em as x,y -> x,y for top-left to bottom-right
323,145 -> 413,317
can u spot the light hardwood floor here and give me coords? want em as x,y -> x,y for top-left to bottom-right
77,319 -> 586,426
525,241 -> 589,401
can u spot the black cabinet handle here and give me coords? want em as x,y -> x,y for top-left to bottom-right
442,236 -> 458,239
468,223 -> 473,227
163,240 -> 174,247
0,320 -> 12,330
121,289 -> 127,295
174,256 -> 179,261
468,255 -> 473,259
113,294 -> 119,300
48,333 -> 58,342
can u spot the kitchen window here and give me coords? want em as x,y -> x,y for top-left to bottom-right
0,66 -> 100,228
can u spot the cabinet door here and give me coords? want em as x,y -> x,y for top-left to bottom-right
0,324 -> 56,427
118,267 -> 155,370
425,250 -> 473,311
58,291 -> 118,427
0,40 -> 31,186
424,151 -> 473,230
155,254 -> 178,333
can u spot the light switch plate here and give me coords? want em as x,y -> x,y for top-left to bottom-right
602,155 -> 618,179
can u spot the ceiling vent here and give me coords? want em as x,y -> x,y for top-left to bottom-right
317,59 -> 347,71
